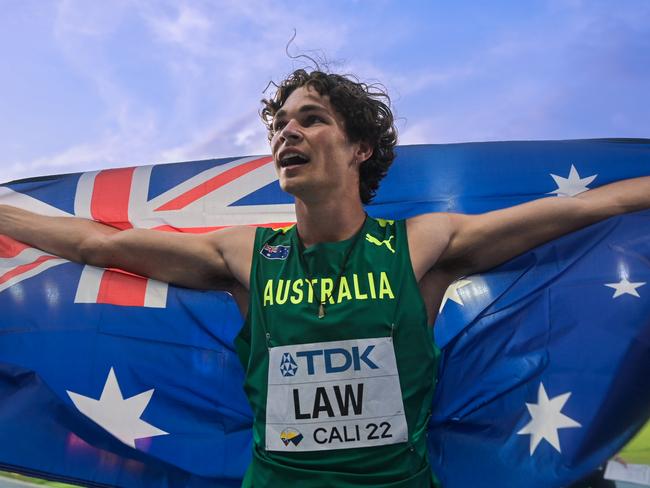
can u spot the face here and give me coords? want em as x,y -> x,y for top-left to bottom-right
270,86 -> 371,202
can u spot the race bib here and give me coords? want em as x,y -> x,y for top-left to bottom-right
265,337 -> 408,452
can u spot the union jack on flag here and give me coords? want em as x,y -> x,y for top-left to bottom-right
0,155 -> 293,308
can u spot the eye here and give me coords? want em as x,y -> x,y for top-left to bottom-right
272,119 -> 287,132
305,114 -> 324,125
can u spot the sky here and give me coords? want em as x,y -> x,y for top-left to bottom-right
1,0 -> 649,183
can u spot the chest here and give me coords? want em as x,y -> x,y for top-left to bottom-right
236,272 -> 444,328
255,249 -> 407,346
248,220 -> 431,346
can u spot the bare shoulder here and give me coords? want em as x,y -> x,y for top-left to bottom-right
207,225 -> 257,246
406,213 -> 456,281
205,225 -> 257,289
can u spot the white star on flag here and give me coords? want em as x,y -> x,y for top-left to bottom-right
439,278 -> 472,312
548,164 -> 597,197
67,368 -> 168,448
605,277 -> 646,298
517,382 -> 581,455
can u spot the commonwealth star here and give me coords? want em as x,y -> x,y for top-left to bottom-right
605,277 -> 646,298
548,165 -> 597,197
439,278 -> 472,312
517,382 -> 581,455
67,367 -> 168,448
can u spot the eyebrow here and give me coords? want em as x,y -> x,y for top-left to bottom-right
274,104 -> 329,120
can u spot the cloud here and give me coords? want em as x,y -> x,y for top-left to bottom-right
143,3 -> 214,56
54,0 -> 130,38
159,110 -> 271,163
5,135 -> 139,182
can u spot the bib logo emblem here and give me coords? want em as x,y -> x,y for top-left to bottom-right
280,352 -> 298,377
280,428 -> 303,446
260,243 -> 290,260
296,345 -> 379,375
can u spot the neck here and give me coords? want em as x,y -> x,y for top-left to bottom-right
295,198 -> 366,248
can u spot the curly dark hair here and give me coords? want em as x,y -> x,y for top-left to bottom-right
260,69 -> 397,204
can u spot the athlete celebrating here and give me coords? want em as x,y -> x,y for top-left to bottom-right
1,69 -> 649,487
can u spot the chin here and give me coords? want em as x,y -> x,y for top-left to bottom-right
278,177 -> 300,197
280,178 -> 320,202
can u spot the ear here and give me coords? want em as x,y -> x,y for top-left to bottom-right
354,141 -> 374,166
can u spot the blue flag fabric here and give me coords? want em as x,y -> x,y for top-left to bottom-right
0,140 -> 649,487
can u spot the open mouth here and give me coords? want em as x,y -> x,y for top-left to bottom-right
279,153 -> 310,168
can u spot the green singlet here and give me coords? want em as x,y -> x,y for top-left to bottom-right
235,216 -> 441,487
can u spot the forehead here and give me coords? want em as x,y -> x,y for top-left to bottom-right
274,86 -> 335,119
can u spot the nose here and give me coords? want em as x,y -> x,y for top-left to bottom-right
278,119 -> 303,143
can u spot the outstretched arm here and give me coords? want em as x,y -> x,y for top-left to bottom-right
408,176 -> 650,282
0,205 -> 255,290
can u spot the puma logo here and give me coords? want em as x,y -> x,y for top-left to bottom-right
365,234 -> 395,253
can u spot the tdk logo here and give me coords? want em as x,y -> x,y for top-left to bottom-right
295,345 -> 379,375
280,353 -> 298,377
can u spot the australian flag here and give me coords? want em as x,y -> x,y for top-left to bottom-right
260,243 -> 290,260
0,140 -> 649,487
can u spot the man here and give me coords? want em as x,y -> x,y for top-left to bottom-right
0,69 -> 649,487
